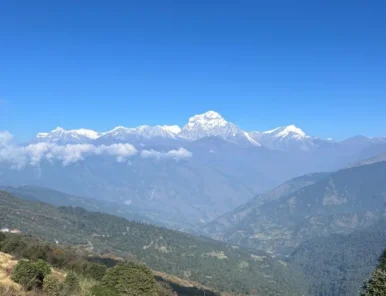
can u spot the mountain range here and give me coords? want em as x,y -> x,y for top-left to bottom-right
206,160 -> 386,256
1,110 -> 386,227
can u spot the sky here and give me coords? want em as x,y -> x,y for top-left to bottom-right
1,0 -> 385,141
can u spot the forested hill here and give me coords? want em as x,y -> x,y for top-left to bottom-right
289,221 -> 386,296
209,161 -> 386,256
0,191 -> 307,296
362,248 -> 386,295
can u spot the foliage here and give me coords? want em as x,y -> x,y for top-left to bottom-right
101,262 -> 158,296
62,272 -> 80,295
362,250 -> 386,296
289,222 -> 386,296
0,190 -> 307,295
43,274 -> 63,296
11,259 -> 51,290
90,284 -> 119,296
83,263 -> 107,281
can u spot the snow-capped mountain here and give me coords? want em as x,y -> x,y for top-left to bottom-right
179,111 -> 260,146
35,125 -> 182,145
100,125 -> 181,140
250,125 -> 320,152
34,111 -> 262,147
36,127 -> 101,144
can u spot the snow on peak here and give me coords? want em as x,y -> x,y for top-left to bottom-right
71,128 -> 100,139
162,125 -> 181,134
35,127 -> 101,143
102,124 -> 181,140
180,110 -> 260,146
264,125 -> 307,139
186,111 -> 227,129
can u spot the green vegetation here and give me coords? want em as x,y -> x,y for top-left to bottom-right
0,190 -> 307,295
0,233 -> 219,295
362,250 -> 386,295
101,262 -> 158,296
12,259 -> 51,290
210,161 -> 386,256
289,222 -> 386,296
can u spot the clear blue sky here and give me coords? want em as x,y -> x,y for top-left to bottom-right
1,0 -> 385,141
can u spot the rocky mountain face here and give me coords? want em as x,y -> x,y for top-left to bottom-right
207,161 -> 386,256
1,110 -> 386,228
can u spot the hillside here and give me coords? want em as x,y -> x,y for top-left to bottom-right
205,172 -> 329,236
208,161 -> 386,256
0,191 -> 307,295
0,185 -> 159,225
362,247 -> 386,295
0,234 -> 221,296
289,221 -> 386,296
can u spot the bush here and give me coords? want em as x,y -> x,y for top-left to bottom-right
62,272 -> 80,295
91,284 -> 119,296
0,232 -> 6,242
43,274 -> 63,296
101,261 -> 158,296
11,259 -> 51,290
84,263 -> 107,281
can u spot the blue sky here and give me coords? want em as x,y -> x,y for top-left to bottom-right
1,0 -> 385,141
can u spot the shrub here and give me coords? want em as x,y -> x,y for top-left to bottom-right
62,272 -> 80,295
84,263 -> 107,281
101,261 -> 158,296
90,284 -> 119,296
11,259 -> 51,290
43,274 -> 63,296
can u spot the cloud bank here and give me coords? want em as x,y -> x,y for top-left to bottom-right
0,131 -> 138,168
0,132 -> 192,168
140,148 -> 192,160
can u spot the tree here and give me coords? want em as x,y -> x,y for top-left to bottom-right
91,285 -> 120,296
84,262 -> 107,281
362,250 -> 386,296
101,262 -> 158,296
11,259 -> 51,290
62,272 -> 80,296
43,274 -> 63,296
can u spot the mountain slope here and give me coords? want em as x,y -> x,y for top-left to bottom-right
289,221 -> 386,296
0,185 -> 157,225
0,190 -> 307,295
205,172 -> 329,236
210,161 -> 386,256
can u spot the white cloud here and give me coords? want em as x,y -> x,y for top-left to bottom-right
46,144 -> 97,166
95,144 -> 137,162
140,147 -> 192,160
0,132 -> 138,168
0,131 -> 13,146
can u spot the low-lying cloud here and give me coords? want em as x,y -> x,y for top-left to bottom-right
140,148 -> 192,160
0,131 -> 192,168
0,131 -> 138,168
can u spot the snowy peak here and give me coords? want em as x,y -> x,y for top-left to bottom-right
249,125 -> 317,152
264,125 -> 307,139
180,111 -> 260,146
186,110 -> 228,129
103,125 -> 181,139
161,125 -> 181,134
36,127 -> 100,143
